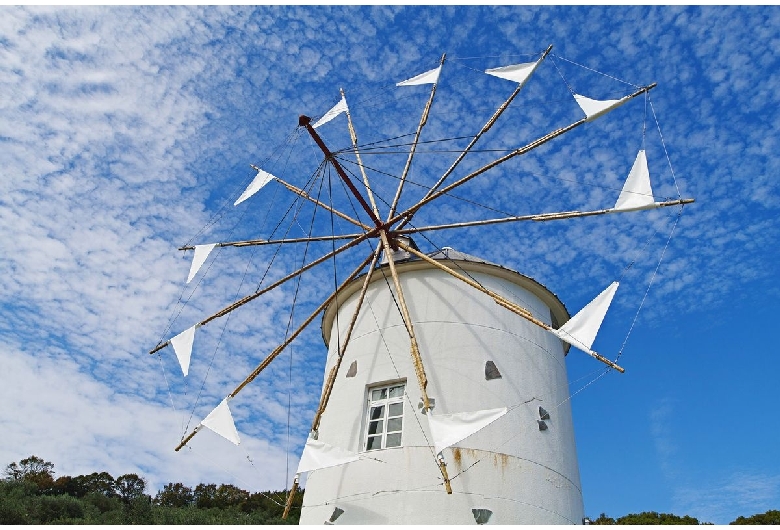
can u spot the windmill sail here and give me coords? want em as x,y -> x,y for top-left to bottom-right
574,94 -> 630,122
234,169 -> 275,206
615,150 -> 655,211
552,282 -> 619,352
170,325 -> 196,377
312,96 -> 349,129
427,407 -> 508,456
485,60 -> 539,85
200,398 -> 240,445
397,66 -> 442,86
186,243 -> 217,284
149,48 -> 694,524
296,438 -> 359,474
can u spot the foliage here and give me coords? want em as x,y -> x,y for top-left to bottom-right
0,456 -> 301,524
589,511 -> 707,525
154,482 -> 193,508
730,509 -> 780,525
3,456 -> 55,490
617,512 -> 702,525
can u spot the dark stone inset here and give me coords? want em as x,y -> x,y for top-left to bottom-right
472,508 -> 493,525
485,360 -> 502,380
539,406 -> 550,420
346,360 -> 357,378
329,507 -> 344,523
537,420 -> 548,431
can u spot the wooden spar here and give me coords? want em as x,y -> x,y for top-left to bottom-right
173,251 -> 376,452
282,475 -> 299,520
387,83 -> 658,231
438,456 -> 453,495
229,250 -> 376,397
379,230 -> 433,409
392,198 -> 696,235
378,231 -> 454,493
299,115 -> 383,228
342,88 -> 382,219
531,198 -> 696,222
178,233 -> 364,252
310,245 -> 382,433
150,228 -> 379,356
396,213 -> 538,235
387,53 -> 446,222
395,45 -> 553,232
273,175 -> 372,231
175,197 -> 693,254
395,240 -> 625,373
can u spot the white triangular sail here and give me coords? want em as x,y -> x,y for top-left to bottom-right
296,438 -> 359,474
170,325 -> 196,377
312,96 -> 349,129
186,243 -> 217,284
615,150 -> 655,211
200,398 -> 240,445
485,60 -> 538,85
574,94 -> 630,122
427,407 -> 508,456
397,66 -> 442,86
234,169 -> 276,206
552,282 -> 619,352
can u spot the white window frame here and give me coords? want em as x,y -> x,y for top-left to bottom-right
363,381 -> 405,451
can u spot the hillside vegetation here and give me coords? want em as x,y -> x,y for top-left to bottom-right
2,456 -> 777,525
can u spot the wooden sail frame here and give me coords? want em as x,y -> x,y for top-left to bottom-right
149,48 -> 696,508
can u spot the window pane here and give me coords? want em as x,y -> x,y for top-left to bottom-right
387,418 -> 402,432
388,385 -> 405,398
371,388 -> 387,401
368,420 -> 383,435
388,403 -> 403,417
386,433 -> 402,447
369,405 -> 384,420
366,436 -> 382,451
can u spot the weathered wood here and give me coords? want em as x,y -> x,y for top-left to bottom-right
387,53 -> 446,222
150,229 -> 378,356
388,83 -> 658,231
282,475 -> 299,520
170,251 -> 375,451
396,45 -> 553,231
396,240 -> 625,373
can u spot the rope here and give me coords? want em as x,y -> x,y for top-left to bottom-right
649,97 -> 683,198
614,208 -> 682,363
552,53 -> 640,89
280,163 -> 328,483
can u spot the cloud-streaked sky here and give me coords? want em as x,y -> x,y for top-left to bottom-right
1,5 -> 778,524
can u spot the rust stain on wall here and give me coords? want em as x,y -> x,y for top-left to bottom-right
452,447 -> 462,470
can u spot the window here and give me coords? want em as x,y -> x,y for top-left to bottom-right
364,382 -> 405,451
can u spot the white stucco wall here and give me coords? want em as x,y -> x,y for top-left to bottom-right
300,258 -> 584,525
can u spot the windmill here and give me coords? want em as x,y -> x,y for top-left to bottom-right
149,45 -> 694,524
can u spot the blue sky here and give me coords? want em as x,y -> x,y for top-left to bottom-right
0,5 -> 778,525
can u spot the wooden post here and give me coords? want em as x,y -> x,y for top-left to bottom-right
282,475 -> 299,519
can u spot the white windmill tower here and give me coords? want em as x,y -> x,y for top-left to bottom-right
301,245 -> 585,524
149,45 -> 693,525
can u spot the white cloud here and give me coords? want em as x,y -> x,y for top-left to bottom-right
0,6 -> 779,520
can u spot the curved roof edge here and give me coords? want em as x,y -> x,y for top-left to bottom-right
321,247 -> 571,353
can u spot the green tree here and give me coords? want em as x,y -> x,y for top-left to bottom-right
214,483 -> 250,508
194,482 -> 218,509
591,512 -> 616,524
730,509 -> 780,525
3,455 -> 55,490
615,511 -> 701,524
74,471 -> 116,498
115,473 -> 146,504
154,482 -> 194,508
